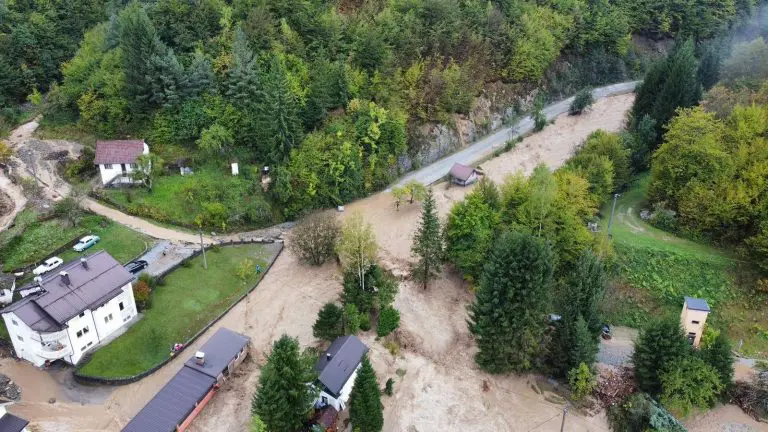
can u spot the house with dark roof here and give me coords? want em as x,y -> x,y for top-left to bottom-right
314,335 -> 368,412
0,404 -> 29,432
94,139 -> 149,186
122,328 -> 250,432
449,162 -> 479,186
0,251 -> 138,367
681,296 -> 711,348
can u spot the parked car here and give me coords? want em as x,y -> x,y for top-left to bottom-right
73,235 -> 100,252
33,257 -> 64,276
124,260 -> 149,275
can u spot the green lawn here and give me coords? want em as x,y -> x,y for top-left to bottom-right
101,167 -> 278,230
600,175 -> 768,357
77,243 -> 276,377
0,212 -> 151,270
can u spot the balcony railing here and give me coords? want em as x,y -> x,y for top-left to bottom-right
37,341 -> 72,360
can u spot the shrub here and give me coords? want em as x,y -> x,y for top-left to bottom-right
343,304 -> 361,335
64,147 -> 97,181
0,140 -> 13,164
533,108 -> 547,132
568,363 -> 597,401
313,303 -> 343,341
137,272 -> 157,289
180,259 -> 192,268
384,378 -> 394,396
376,306 -> 400,337
569,88 -> 594,115
133,280 -> 152,311
236,258 -> 256,282
384,340 -> 400,356
659,356 -> 723,417
359,314 -> 371,331
608,393 -> 686,432
289,211 -> 340,266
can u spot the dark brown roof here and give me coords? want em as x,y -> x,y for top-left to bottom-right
315,335 -> 368,398
2,252 -> 134,332
0,411 -> 29,432
449,163 -> 476,181
94,140 -> 145,164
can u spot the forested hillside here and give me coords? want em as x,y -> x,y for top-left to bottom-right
0,0 -> 759,221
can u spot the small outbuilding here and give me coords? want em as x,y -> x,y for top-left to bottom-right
680,296 -> 710,348
0,404 -> 29,432
94,140 -> 149,186
449,163 -> 479,186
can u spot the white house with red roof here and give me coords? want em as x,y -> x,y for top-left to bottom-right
94,140 -> 149,186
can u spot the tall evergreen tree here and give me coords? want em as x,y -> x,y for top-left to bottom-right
468,231 -> 554,373
118,2 -> 165,113
226,27 -> 262,107
632,316 -> 692,396
252,335 -> 317,432
570,315 -> 599,369
145,45 -> 186,109
411,188 -> 443,290
186,51 -> 214,98
313,302 -> 343,341
349,355 -> 383,432
700,332 -> 734,393
257,55 -> 303,164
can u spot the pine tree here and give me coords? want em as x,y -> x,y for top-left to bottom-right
186,51 -> 214,98
227,27 -> 262,107
632,316 -> 692,396
570,315 -> 599,368
468,231 -> 554,373
700,332 -> 734,393
313,303 -> 343,341
252,335 -> 318,432
411,188 -> 443,290
118,2 -> 165,113
349,356 -> 383,432
256,55 -> 303,164
145,45 -> 187,109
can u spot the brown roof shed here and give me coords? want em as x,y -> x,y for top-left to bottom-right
94,140 -> 145,165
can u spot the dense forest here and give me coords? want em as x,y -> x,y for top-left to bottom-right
0,0 -> 760,222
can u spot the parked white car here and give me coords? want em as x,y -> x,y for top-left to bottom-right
33,257 -> 64,276
73,235 -> 100,252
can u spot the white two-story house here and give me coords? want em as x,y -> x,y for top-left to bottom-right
1,251 -> 138,367
94,139 -> 149,186
314,335 -> 368,412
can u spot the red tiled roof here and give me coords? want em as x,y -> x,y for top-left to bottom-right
449,163 -> 476,181
94,140 -> 145,164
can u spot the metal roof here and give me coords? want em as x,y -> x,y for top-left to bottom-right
684,296 -> 711,312
0,411 -> 29,432
184,328 -> 250,379
2,252 -> 133,332
449,163 -> 476,181
94,140 -> 145,164
121,366 -> 216,432
315,336 -> 368,398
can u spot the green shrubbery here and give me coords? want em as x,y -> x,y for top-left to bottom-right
569,89 -> 594,115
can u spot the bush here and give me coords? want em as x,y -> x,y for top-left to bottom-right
64,147 -> 97,182
236,258 -> 256,282
137,272 -> 157,289
133,280 -> 152,311
569,89 -> 594,115
533,108 -> 547,132
313,302 -> 343,341
608,393 -> 686,432
384,378 -> 394,396
659,357 -> 723,417
376,306 -> 400,337
359,314 -> 371,331
568,362 -> 597,401
289,211 -> 340,266
343,304 -> 361,335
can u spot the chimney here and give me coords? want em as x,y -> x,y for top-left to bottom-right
60,271 -> 70,285
326,353 -> 332,361
195,351 -> 205,366
80,257 -> 89,269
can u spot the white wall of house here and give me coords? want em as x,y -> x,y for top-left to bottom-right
98,142 -> 149,185
317,363 -> 361,411
1,282 -> 137,366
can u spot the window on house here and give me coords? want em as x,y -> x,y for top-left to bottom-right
79,312 -> 85,318
321,396 -> 328,405
83,326 -> 90,335
119,302 -> 124,311
87,341 -> 93,347
76,330 -> 83,338
104,314 -> 113,324
11,319 -> 17,326
692,320 -> 700,324
17,335 -> 23,342
103,164 -> 112,169
81,346 -> 86,352
130,163 -> 138,169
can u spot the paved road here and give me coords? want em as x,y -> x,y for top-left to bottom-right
393,81 -> 640,188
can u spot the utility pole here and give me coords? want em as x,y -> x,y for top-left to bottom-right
560,404 -> 569,432
199,230 -> 207,270
607,193 -> 620,238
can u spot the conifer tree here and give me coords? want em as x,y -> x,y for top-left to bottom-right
700,332 -> 734,393
412,188 -> 443,290
257,56 -> 303,164
313,302 -> 343,341
468,231 -> 554,373
145,45 -> 187,109
119,2 -> 163,113
632,316 -> 692,396
252,335 -> 317,432
349,356 -> 383,432
186,51 -> 214,98
227,27 -> 262,107
570,315 -> 599,368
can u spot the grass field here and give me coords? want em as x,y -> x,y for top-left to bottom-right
102,167 -> 277,230
77,243 -> 277,378
600,175 -> 768,357
0,211 -> 151,270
